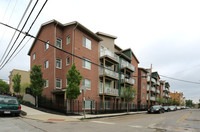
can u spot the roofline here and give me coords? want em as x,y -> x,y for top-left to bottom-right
114,44 -> 122,51
28,19 -> 102,55
138,67 -> 148,73
96,32 -> 117,39
122,48 -> 139,63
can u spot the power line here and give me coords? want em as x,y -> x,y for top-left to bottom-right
0,0 -> 38,69
0,0 -> 48,70
160,75 -> 200,84
0,0 -> 33,65
1,22 -> 200,85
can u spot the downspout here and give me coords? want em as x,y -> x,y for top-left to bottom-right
72,22 -> 78,64
54,22 -> 58,93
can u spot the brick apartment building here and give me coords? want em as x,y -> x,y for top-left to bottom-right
169,91 -> 184,105
28,20 -> 140,111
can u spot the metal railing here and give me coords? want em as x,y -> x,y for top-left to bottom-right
121,74 -> 135,84
100,48 -> 119,62
147,85 -> 156,92
146,95 -> 156,101
99,85 -> 119,96
99,67 -> 119,78
147,76 -> 156,83
121,59 -> 135,71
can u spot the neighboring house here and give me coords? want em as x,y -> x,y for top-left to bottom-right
9,69 -> 30,95
169,91 -> 184,105
137,67 -> 148,109
28,19 -> 140,111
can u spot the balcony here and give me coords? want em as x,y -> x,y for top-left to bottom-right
99,85 -> 119,96
147,85 -> 156,92
163,88 -> 169,92
121,74 -> 135,85
100,48 -> 119,64
156,81 -> 160,86
99,67 -> 119,80
121,59 -> 135,72
146,95 -> 156,101
156,89 -> 160,94
147,76 -> 156,84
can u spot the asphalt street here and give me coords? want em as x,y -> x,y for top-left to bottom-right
0,109 -> 200,132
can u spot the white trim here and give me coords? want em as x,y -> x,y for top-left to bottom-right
66,56 -> 70,66
66,35 -> 70,45
56,78 -> 62,89
56,37 -> 62,49
56,58 -> 62,69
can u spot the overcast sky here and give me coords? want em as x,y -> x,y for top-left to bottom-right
0,0 -> 200,103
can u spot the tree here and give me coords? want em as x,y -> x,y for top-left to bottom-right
21,82 -> 30,95
198,99 -> 200,108
185,100 -> 194,108
30,64 -> 45,107
0,79 -> 9,94
156,97 -> 164,105
66,63 -> 82,100
167,99 -> 172,106
12,73 -> 21,94
122,86 -> 136,113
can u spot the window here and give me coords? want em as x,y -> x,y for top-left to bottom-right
33,53 -> 35,60
82,37 -> 91,50
45,41 -> 49,50
142,93 -> 145,98
56,38 -> 62,49
66,56 -> 70,66
143,83 -> 145,89
44,60 -> 49,69
56,58 -> 62,69
82,58 -> 91,70
82,100 -> 95,109
82,78 -> 91,90
44,80 -> 49,88
66,79 -> 68,87
66,35 -> 70,44
56,78 -> 62,89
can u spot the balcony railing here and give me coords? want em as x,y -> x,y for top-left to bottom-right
100,48 -> 119,62
99,85 -> 119,96
121,59 -> 135,71
147,76 -> 156,83
147,85 -> 156,92
157,81 -> 160,86
99,67 -> 119,78
157,89 -> 160,94
121,74 -> 135,85
146,95 -> 156,101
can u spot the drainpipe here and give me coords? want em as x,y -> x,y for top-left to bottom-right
72,22 -> 78,64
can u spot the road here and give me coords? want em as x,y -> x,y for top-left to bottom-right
1,109 -> 200,132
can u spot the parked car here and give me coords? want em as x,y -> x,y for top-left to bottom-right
148,105 -> 165,114
0,95 -> 21,116
177,106 -> 181,110
169,106 -> 177,111
163,106 -> 170,112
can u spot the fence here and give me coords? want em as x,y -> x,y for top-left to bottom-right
38,97 -> 148,115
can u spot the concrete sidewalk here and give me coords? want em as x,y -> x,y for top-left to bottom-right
21,105 -> 79,122
21,105 -> 147,122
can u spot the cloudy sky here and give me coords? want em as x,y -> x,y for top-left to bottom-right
0,0 -> 200,103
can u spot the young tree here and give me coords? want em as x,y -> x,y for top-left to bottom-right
156,97 -> 164,105
30,64 -> 45,107
185,100 -> 194,108
12,73 -> 21,94
66,63 -> 82,100
0,79 -> 9,94
122,86 -> 136,113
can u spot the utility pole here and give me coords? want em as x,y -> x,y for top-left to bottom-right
148,64 -> 152,109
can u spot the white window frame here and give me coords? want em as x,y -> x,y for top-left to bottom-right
45,41 -> 49,50
56,78 -> 62,89
44,60 -> 49,69
143,83 -> 145,89
82,78 -> 91,90
56,37 -> 62,49
56,58 -> 62,69
66,79 -> 68,87
33,53 -> 35,60
66,56 -> 70,66
83,100 -> 95,109
82,36 -> 91,50
82,58 -> 91,70
44,80 -> 49,88
66,35 -> 70,45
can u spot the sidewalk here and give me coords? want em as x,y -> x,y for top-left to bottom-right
21,105 -> 147,122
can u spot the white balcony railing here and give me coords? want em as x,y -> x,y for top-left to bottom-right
121,59 -> 135,71
157,89 -> 160,94
99,67 -> 119,78
147,76 -> 156,84
100,47 -> 119,62
99,85 -> 119,96
146,95 -> 156,101
121,74 -> 135,85
157,81 -> 160,86
147,85 -> 156,92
